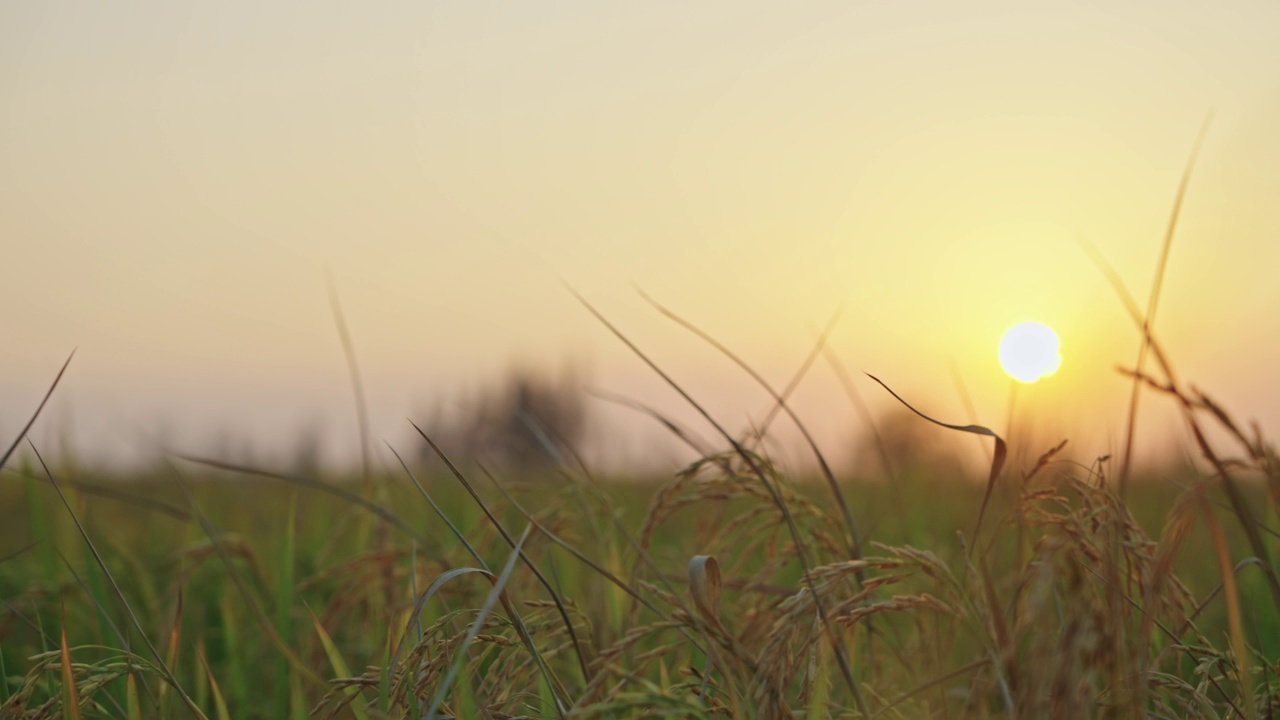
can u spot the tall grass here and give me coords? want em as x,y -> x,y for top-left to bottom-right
4,158 -> 1280,714
2,311 -> 1278,718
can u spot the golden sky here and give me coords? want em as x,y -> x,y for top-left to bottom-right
3,1 -> 1280,471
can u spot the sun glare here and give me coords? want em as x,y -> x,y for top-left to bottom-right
998,321 -> 1062,383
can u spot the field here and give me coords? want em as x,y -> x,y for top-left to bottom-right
2,329 -> 1280,720
8,1 -> 1280,716
4,241 -> 1279,719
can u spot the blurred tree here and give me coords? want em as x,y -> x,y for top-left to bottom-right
415,364 -> 587,472
290,419 -> 325,475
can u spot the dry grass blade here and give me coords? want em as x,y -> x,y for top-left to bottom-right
1175,557 -> 1265,640
687,554 -> 724,707
1079,242 -> 1182,389
687,555 -> 723,632
57,480 -> 192,522
54,547 -> 135,719
0,541 -> 39,566
1084,237 -> 1280,607
59,618 -> 82,720
570,287 -> 870,717
1200,494 -> 1259,720
0,350 -> 74,472
586,388 -> 714,457
197,643 -> 232,720
751,307 -> 842,439
864,373 -> 1007,551
1019,440 -> 1068,499
175,455 -> 428,544
870,659 -> 988,718
1079,241 -> 1181,390
325,269 -> 373,487
1117,113 -> 1213,495
637,289 -> 862,558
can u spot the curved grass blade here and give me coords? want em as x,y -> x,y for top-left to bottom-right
410,423 -> 593,685
865,373 -> 1007,553
687,555 -> 722,632
393,445 -> 589,709
425,525 -> 560,719
395,562 -> 572,715
687,555 -> 722,705
394,567 -> 491,665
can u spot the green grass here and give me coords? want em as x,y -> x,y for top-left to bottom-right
1,434 -> 1277,719
5,150 -> 1279,715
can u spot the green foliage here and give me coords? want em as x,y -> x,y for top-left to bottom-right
0,449 -> 1276,718
4,218 -> 1279,715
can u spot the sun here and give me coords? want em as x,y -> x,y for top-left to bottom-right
998,321 -> 1062,383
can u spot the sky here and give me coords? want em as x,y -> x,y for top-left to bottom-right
3,1 -> 1280,474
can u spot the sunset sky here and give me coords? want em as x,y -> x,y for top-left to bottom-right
4,1 -> 1280,472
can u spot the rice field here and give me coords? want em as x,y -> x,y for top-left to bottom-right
2,296 -> 1279,719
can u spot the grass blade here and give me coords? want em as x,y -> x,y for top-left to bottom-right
326,269 -> 373,488
125,671 -> 142,720
30,443 -> 209,720
395,562 -> 573,714
167,462 -> 327,689
385,443 -> 486,567
59,618 -> 82,720
865,373 -> 1006,553
1201,493 -> 1259,720
425,524 -> 539,720
570,288 -> 869,716
273,492 -> 298,719
309,609 -> 370,720
1117,113 -> 1213,495
586,388 -> 714,457
636,290 -> 862,558
0,351 -> 74,473
198,643 -> 233,720
410,423 -> 593,684
176,455 -> 428,544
